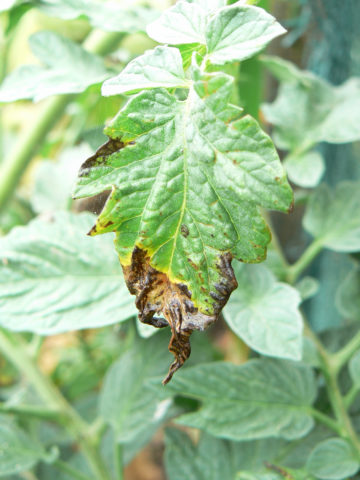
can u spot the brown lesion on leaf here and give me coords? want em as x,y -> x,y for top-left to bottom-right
180,224 -> 189,238
79,139 -> 125,176
122,246 -> 237,384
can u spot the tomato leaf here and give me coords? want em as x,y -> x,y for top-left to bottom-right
74,53 -> 292,382
167,359 -> 316,441
0,212 -> 136,334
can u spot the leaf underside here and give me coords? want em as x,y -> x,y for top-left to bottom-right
74,68 -> 292,382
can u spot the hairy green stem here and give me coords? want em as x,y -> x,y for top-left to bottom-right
345,384 -> 360,410
303,322 -> 360,455
333,330 -> 360,374
309,408 -> 342,435
0,329 -> 111,480
0,29 -> 124,214
0,94 -> 73,213
286,239 -> 323,284
0,403 -> 63,421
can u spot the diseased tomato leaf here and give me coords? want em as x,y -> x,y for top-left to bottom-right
74,63 -> 292,382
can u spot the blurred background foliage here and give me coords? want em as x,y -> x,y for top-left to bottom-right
0,0 -> 360,479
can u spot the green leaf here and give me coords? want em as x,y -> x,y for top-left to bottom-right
31,144 -> 91,214
36,0 -> 157,33
0,212 -> 136,334
237,473 -> 282,480
335,267 -> 360,321
0,31 -> 108,102
102,46 -> 189,96
0,421 -> 48,476
296,276 -> 320,302
99,332 -> 173,448
147,2 -> 207,45
167,359 -> 316,441
74,65 -> 292,381
205,6 -> 286,64
188,0 -> 227,12
238,470 -> 314,480
349,351 -> 360,386
284,151 -> 325,189
303,182 -> 360,252
146,4 -> 285,65
262,56 -> 360,150
223,264 -> 303,360
165,428 -> 233,480
306,438 -> 359,480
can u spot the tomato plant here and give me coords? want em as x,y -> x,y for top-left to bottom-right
0,1 -> 360,479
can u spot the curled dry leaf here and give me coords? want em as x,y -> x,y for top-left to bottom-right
124,247 -> 237,384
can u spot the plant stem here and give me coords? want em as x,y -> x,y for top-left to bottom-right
0,29 -> 123,214
54,460 -> 97,480
0,94 -> 73,213
345,384 -> 360,410
114,442 -> 124,480
333,330 -> 360,374
0,329 -> 111,480
309,408 -> 342,435
0,403 -> 63,421
303,322 -> 360,455
286,239 -> 323,284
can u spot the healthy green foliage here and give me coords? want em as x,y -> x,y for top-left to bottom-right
35,0 -> 157,33
0,212 -> 136,334
335,267 -> 360,321
0,420 -> 53,476
0,31 -> 109,102
306,438 -> 359,480
303,182 -> 360,252
165,428 -> 234,480
31,144 -> 91,214
262,56 -> 360,187
99,332 -> 173,446
167,359 -> 316,440
224,263 -> 302,360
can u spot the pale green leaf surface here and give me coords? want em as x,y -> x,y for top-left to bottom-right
296,277 -> 320,302
0,31 -> 108,102
0,422 -> 47,476
0,212 -> 136,334
237,473 -> 281,480
262,57 -> 360,152
36,0 -> 156,33
303,182 -> 360,252
102,46 -> 189,96
165,429 -> 296,480
306,438 -> 359,480
74,68 -> 292,318
285,151 -> 325,189
146,4 -> 285,65
165,429 -> 233,480
335,267 -> 360,321
187,0 -> 227,13
147,1 -> 207,45
223,264 -> 303,360
238,471 -> 314,480
31,144 -> 92,214
205,6 -> 286,64
99,332 -> 173,446
167,359 -> 316,441
349,351 -> 360,387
